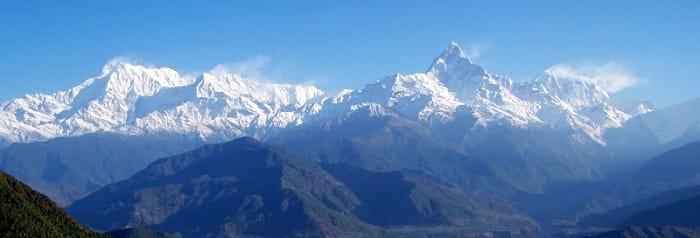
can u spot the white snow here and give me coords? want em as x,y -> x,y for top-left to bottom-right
0,43 -> 660,145
0,61 -> 324,143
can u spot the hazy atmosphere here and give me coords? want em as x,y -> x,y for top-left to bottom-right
1,1 -> 699,238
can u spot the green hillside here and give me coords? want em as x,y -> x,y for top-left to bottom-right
0,171 -> 103,238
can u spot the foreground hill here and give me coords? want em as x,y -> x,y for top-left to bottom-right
68,137 -> 537,237
0,171 -> 103,237
68,137 -> 376,237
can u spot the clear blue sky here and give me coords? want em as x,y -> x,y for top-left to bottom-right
1,1 -> 699,107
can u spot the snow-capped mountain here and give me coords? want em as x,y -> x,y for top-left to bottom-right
303,42 -> 647,144
428,42 -> 540,127
0,43 -> 651,146
0,59 -> 323,145
512,71 -> 634,143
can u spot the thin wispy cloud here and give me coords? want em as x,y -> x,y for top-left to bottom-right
210,56 -> 271,81
463,43 -> 490,60
545,62 -> 641,93
209,56 -> 325,88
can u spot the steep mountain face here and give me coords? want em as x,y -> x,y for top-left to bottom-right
68,137 -> 538,237
0,60 -> 323,145
0,133 -> 204,206
0,172 -> 103,238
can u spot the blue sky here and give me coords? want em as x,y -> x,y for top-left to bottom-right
1,1 -> 699,107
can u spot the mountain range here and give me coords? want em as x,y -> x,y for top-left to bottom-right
1,42 -> 699,237
0,42 -> 664,148
3,42 -> 689,202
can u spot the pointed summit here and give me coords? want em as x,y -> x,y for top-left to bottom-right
442,41 -> 468,59
428,42 -> 475,74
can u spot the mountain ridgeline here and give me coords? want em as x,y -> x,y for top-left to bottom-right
67,137 -> 538,237
0,42 -> 699,237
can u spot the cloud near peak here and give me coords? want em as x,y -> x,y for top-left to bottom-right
545,62 -> 640,93
210,56 -> 271,80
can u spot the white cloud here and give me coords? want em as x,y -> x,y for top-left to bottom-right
463,43 -> 490,60
210,56 -> 271,80
207,56 -> 325,88
545,62 -> 640,93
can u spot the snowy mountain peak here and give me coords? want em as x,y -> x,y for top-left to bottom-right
612,99 -> 655,116
442,41 -> 469,61
532,71 -> 610,108
0,60 -> 325,144
427,42 -> 489,89
0,43 -> 655,147
428,42 -> 474,73
100,58 -> 132,75
93,59 -> 192,99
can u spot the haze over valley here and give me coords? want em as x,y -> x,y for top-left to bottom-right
1,2 -> 699,237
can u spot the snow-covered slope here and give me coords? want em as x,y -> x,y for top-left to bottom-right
512,71 -> 634,143
0,43 -> 652,146
429,43 -> 540,127
0,59 -> 323,144
303,42 -> 647,144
